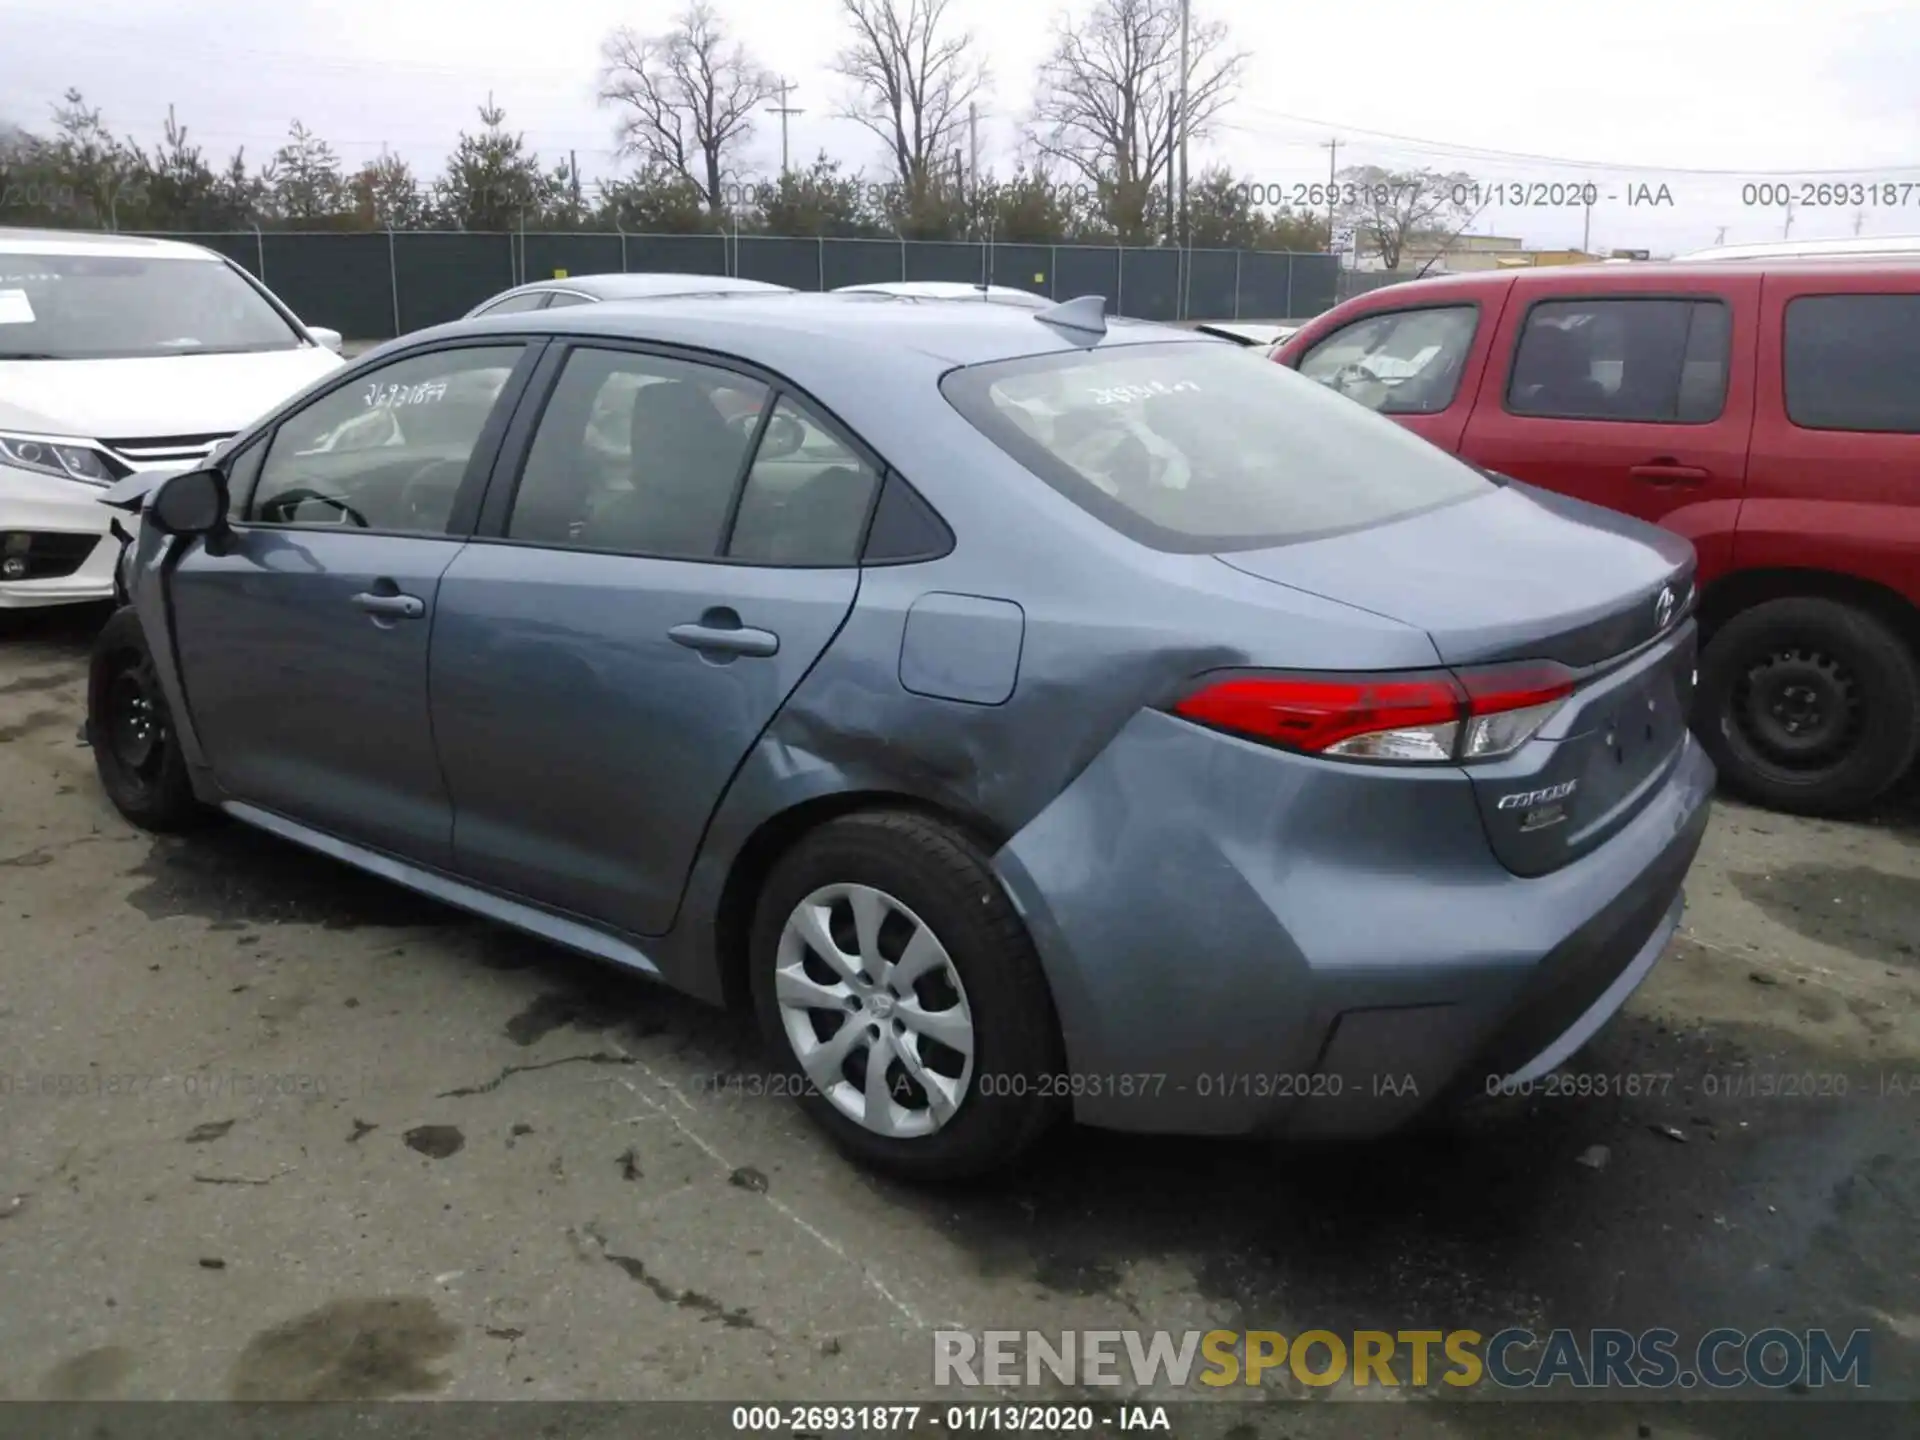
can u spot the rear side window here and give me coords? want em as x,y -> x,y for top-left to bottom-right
1508,298 -> 1730,423
1784,295 -> 1920,433
506,347 -> 766,556
1295,305 -> 1478,415
727,397 -> 881,566
942,342 -> 1491,553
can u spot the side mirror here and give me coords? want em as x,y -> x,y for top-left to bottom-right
147,468 -> 228,537
759,412 -> 805,460
307,326 -> 344,354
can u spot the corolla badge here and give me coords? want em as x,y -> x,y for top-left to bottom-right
1497,779 -> 1579,811
1654,584 -> 1678,631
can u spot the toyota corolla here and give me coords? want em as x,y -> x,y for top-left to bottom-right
88,290 -> 1713,1179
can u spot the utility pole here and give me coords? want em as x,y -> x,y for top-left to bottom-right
1783,201 -> 1795,240
765,78 -> 803,175
1320,137 -> 1341,251
1582,198 -> 1591,254
1166,106 -> 1178,245
1854,208 -> 1866,236
1177,0 -> 1190,250
967,101 -> 981,236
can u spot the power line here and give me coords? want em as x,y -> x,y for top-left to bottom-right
1231,105 -> 1920,178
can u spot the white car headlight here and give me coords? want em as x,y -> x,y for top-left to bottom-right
0,434 -> 120,485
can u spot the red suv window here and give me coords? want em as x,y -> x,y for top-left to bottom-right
1782,293 -> 1920,433
1506,297 -> 1731,424
1293,304 -> 1480,416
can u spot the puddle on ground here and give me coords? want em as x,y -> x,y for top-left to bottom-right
1732,864 -> 1920,966
403,1125 -> 465,1159
0,708 -> 66,744
228,1296 -> 459,1400
893,1010 -> 1920,1411
499,962 -> 689,1049
37,1345 -> 134,1399
126,832 -> 456,931
0,667 -> 83,697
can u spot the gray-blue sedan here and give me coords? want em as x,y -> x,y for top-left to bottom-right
88,290 -> 1713,1178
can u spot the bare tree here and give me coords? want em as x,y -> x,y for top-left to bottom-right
1334,165 -> 1475,271
599,2 -> 776,214
831,0 -> 986,203
1027,0 -> 1244,241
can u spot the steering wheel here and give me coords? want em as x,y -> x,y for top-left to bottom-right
398,458 -> 469,528
257,487 -> 370,528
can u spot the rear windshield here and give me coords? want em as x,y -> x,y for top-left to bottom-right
0,252 -> 302,360
941,341 -> 1492,552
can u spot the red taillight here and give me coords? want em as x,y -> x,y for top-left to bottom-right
1455,661 -> 1576,760
1171,662 -> 1576,764
1458,661 -> 1576,714
1173,674 -> 1464,759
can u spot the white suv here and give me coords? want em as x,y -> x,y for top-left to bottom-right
0,228 -> 346,609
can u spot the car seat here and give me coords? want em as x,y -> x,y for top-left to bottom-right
583,381 -> 748,556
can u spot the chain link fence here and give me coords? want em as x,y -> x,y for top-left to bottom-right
136,230 -> 1340,341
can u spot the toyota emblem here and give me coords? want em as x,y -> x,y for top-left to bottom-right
1654,585 -> 1677,631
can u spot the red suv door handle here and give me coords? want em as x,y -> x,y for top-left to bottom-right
1629,461 -> 1710,484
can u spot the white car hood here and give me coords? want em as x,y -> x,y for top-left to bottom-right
0,347 -> 343,440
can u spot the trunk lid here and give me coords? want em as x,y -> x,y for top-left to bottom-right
1218,482 -> 1700,875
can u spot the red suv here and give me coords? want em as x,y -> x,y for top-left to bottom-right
1274,259 -> 1920,816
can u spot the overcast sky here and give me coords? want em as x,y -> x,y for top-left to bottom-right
3,0 -> 1918,254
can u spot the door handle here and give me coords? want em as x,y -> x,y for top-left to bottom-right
1629,462 -> 1710,484
351,591 -> 425,619
669,621 -> 779,658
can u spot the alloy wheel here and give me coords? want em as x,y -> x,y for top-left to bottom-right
773,883 -> 975,1139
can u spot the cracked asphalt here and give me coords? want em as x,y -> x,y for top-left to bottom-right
2,602 -> 1918,1439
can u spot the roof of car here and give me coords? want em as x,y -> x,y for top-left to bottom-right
0,227 -> 221,260
1332,254 -> 1920,301
427,289 -> 1207,368
1676,235 -> 1920,261
501,272 -> 791,301
834,281 -> 1050,305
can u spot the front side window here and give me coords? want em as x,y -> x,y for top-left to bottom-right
507,347 -> 767,556
1295,305 -> 1478,415
0,252 -> 302,359
1507,298 -> 1729,423
943,342 -> 1492,552
727,397 -> 881,565
250,346 -> 521,533
542,292 -> 594,310
1784,294 -> 1920,433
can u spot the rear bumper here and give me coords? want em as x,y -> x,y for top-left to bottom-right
0,467 -> 115,609
994,711 -> 1714,1137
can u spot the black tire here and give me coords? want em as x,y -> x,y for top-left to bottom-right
87,606 -> 210,832
748,810 -> 1066,1181
1697,597 -> 1920,817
